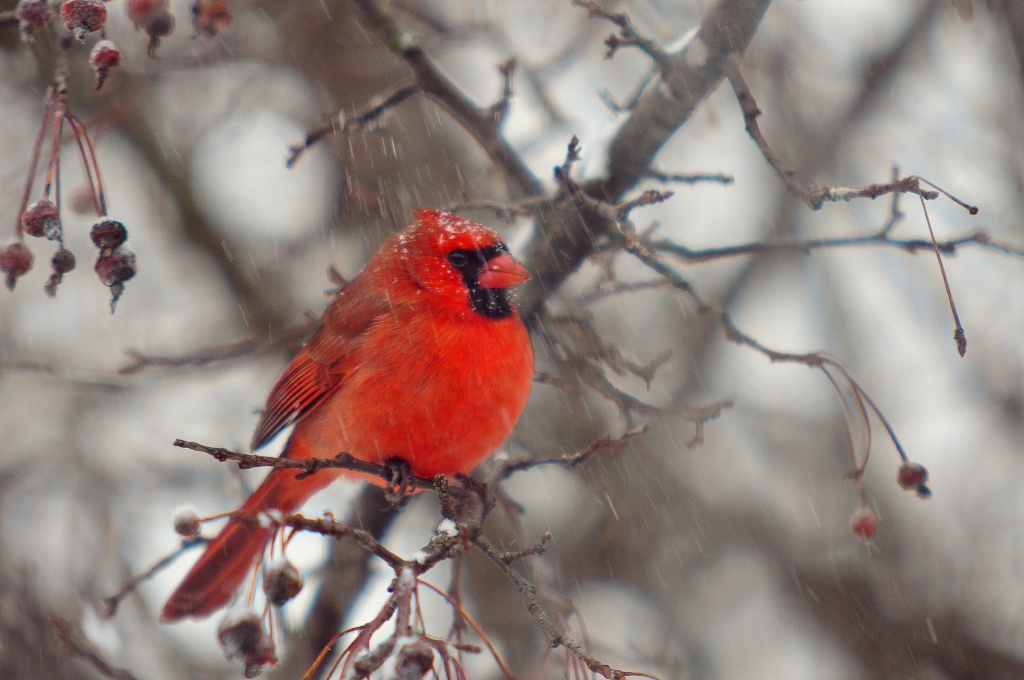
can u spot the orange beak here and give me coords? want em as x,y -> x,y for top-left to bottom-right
477,253 -> 531,289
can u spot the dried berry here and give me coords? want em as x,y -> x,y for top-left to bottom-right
849,506 -> 878,544
263,559 -> 302,606
95,247 -> 136,286
142,8 -> 176,58
21,199 -> 61,240
896,462 -> 931,499
95,244 -> 137,312
45,247 -> 76,297
192,0 -> 232,39
60,0 -> 107,41
90,40 -> 123,90
0,242 -> 34,290
51,247 -> 76,274
217,610 -> 277,678
16,0 -> 54,42
90,219 -> 127,252
172,507 -> 202,538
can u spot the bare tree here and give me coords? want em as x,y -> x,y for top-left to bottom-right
1,0 -> 1023,678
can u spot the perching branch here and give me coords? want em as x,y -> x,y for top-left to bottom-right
171,439 -> 437,491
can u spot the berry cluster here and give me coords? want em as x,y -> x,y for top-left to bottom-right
170,508 -> 300,677
5,1 -> 234,310
0,76 -> 138,311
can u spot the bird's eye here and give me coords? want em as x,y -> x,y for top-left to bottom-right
448,250 -> 469,268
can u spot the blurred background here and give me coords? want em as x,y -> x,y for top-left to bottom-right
2,0 -> 1024,678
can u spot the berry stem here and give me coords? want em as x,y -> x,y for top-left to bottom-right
44,106 -> 64,198
14,100 -> 52,238
67,114 -> 106,217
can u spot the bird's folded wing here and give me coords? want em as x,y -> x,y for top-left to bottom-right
250,288 -> 391,451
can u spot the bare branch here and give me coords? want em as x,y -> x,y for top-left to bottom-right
52,615 -> 144,680
286,82 -> 419,168
103,538 -> 206,618
645,169 -> 734,185
501,424 -> 651,476
723,56 -> 981,214
276,513 -> 406,570
171,439 -> 436,490
651,229 -> 1024,263
489,59 -> 517,125
474,535 -> 659,680
572,0 -> 669,65
350,0 -> 543,200
603,0 -> 772,199
118,320 -> 317,375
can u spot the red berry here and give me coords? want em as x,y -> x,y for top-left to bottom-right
263,559 -> 303,606
90,219 -> 127,252
0,242 -> 34,290
850,506 -> 878,543
897,462 -> 931,498
90,40 -> 123,90
16,0 -> 54,42
21,199 -> 61,240
60,0 -> 107,41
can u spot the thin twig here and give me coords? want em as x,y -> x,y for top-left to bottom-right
651,229 -> 1024,262
572,0 -> 669,66
474,535 -> 657,679
52,615 -> 144,680
644,169 -> 734,185
286,82 -> 419,168
277,513 -> 406,569
118,320 -> 317,375
489,59 -> 517,125
501,425 -> 651,476
918,195 -> 967,356
103,538 -> 207,617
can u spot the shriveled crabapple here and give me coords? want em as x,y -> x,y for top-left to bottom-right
44,247 -> 76,297
90,218 -> 127,253
16,0 -> 54,43
51,247 -> 76,274
90,40 -> 123,90
60,0 -> 107,41
172,507 -> 202,539
95,247 -> 136,286
0,242 -> 34,290
95,244 -> 137,312
262,558 -> 302,607
217,609 -> 278,678
21,199 -> 61,240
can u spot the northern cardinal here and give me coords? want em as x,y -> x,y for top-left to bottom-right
161,209 -> 534,622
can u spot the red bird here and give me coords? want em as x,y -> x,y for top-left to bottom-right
161,209 -> 534,622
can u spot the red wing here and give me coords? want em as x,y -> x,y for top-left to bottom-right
250,289 -> 389,451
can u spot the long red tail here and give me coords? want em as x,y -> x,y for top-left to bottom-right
161,441 -> 337,622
